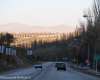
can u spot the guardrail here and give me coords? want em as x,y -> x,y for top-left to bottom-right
87,70 -> 100,75
74,65 -> 100,75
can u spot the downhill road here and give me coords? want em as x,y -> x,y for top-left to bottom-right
0,62 -> 100,80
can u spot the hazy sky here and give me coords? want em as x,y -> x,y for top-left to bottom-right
0,0 -> 93,27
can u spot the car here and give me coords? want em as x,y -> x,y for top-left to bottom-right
35,63 -> 42,69
55,63 -> 59,68
57,63 -> 66,71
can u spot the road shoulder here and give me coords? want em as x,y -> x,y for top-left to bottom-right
67,62 -> 100,78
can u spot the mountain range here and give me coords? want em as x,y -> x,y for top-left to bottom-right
0,22 -> 76,33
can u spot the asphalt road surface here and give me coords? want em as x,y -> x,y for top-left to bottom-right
0,62 -> 100,80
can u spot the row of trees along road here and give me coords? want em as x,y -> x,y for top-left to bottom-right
68,0 -> 100,71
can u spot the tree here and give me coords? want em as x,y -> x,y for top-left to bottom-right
3,33 -> 16,46
38,39 -> 43,48
0,32 -> 5,44
34,39 -> 37,50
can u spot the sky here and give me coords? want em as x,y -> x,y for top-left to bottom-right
0,0 -> 93,27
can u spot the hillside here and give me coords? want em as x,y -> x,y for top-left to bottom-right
0,22 -> 76,33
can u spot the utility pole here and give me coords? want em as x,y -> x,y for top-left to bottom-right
93,40 -> 96,70
88,42 -> 89,61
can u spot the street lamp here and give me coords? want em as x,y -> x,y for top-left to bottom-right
74,39 -> 85,65
50,53 -> 57,61
68,42 -> 80,65
83,15 -> 94,18
83,14 -> 100,32
74,39 -> 90,62
68,44 -> 74,47
87,30 -> 96,36
43,53 -> 45,61
72,42 -> 81,65
74,39 -> 84,53
83,14 -> 97,28
67,48 -> 72,61
74,45 -> 80,65
83,15 -> 100,21
43,50 -> 46,61
0,44 -> 4,64
47,54 -> 51,61
71,42 -> 82,46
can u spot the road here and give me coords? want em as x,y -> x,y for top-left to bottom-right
0,62 -> 100,80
